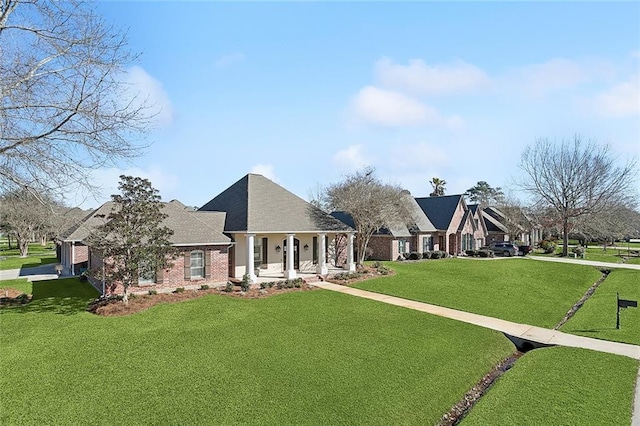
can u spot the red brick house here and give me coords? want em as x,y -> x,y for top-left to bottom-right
59,200 -> 232,295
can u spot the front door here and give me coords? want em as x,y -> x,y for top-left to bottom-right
283,238 -> 300,270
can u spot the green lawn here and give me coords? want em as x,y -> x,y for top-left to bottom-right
353,259 -> 602,328
0,255 -> 58,270
462,346 -> 638,425
0,278 -> 515,424
0,278 -> 32,294
0,241 -> 55,256
561,269 -> 640,345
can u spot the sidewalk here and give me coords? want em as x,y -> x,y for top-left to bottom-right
313,281 -> 640,360
0,264 -> 60,282
528,256 -> 640,270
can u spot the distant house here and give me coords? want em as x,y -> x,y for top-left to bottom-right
199,174 -> 356,281
331,192 -> 437,261
414,195 -> 483,255
58,200 -> 232,295
481,206 -> 542,246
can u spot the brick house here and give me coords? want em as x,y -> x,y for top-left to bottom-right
199,174 -> 356,282
58,200 -> 232,295
330,192 -> 437,262
414,195 -> 484,255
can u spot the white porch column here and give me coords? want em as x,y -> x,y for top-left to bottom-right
284,233 -> 297,279
71,241 -> 76,276
347,233 -> 356,272
316,233 -> 328,275
245,234 -> 257,283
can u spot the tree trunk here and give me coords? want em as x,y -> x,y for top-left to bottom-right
562,217 -> 569,257
122,286 -> 129,304
7,234 -> 13,249
19,239 -> 29,257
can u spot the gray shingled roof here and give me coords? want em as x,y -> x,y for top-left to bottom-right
481,209 -> 508,233
403,192 -> 437,233
199,174 -> 354,233
330,211 -> 411,237
59,200 -> 230,245
414,195 -> 463,231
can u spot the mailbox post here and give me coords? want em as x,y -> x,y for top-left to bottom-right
616,292 -> 638,329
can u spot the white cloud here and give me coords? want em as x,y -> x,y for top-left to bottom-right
250,164 -> 278,182
509,58 -> 590,98
350,85 -> 464,128
375,57 -> 491,95
389,142 -> 450,170
68,166 -> 180,209
215,52 -> 246,68
594,78 -> 640,117
332,145 -> 371,171
124,66 -> 174,127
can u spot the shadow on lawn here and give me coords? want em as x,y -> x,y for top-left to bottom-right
4,278 -> 98,315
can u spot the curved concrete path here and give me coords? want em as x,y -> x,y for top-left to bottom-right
314,281 -> 640,360
528,255 -> 640,270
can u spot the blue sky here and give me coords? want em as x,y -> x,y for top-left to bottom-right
82,1 -> 639,208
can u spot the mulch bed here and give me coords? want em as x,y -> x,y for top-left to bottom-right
326,266 -> 395,285
0,288 -> 32,306
88,283 -> 317,317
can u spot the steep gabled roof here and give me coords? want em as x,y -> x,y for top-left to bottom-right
330,211 -> 411,238
481,210 -> 508,233
414,195 -> 464,231
403,192 -> 437,233
59,200 -> 231,246
199,174 -> 353,233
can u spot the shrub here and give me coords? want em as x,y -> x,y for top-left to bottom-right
79,273 -> 88,282
173,287 -> 185,293
422,252 -> 431,259
408,252 -> 420,260
148,289 -> 158,295
240,274 -> 252,292
372,261 -> 382,268
539,240 -> 557,254
477,249 -> 494,258
224,281 -> 234,292
16,293 -> 29,304
572,246 -> 585,256
200,284 -> 210,290
465,250 -> 477,257
376,264 -> 390,275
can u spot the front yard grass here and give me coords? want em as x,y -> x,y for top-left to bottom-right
560,269 -> 640,345
0,278 -> 515,424
462,346 -> 638,425
0,254 -> 58,270
353,259 -> 602,328
0,278 -> 32,294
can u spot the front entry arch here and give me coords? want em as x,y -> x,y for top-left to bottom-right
283,238 -> 300,270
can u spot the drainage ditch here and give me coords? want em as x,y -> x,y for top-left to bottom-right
437,267 -> 612,425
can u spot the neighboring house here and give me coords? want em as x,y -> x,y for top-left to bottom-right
199,173 -> 356,282
482,206 -> 542,246
467,204 -> 489,249
58,200 -> 232,295
331,192 -> 437,261
330,211 -> 412,261
414,195 -> 481,255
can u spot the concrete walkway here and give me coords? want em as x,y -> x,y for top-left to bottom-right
528,255 -> 640,270
313,281 -> 640,360
0,264 -> 60,282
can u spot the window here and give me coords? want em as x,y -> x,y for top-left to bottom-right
398,239 -> 407,254
254,239 -> 262,268
262,237 -> 268,268
190,250 -> 204,278
313,236 -> 318,264
423,236 -> 434,252
138,261 -> 156,285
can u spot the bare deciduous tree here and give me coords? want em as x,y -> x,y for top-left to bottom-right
325,167 -> 411,266
0,189 -> 55,256
0,0 -> 151,197
518,136 -> 637,256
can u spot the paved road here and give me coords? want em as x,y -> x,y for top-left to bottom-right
0,264 -> 60,282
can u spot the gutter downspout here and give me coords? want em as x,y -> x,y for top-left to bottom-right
71,242 -> 75,276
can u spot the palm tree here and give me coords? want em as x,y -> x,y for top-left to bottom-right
429,177 -> 446,197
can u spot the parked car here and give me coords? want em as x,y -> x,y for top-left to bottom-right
489,242 -> 518,257
517,244 -> 532,256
